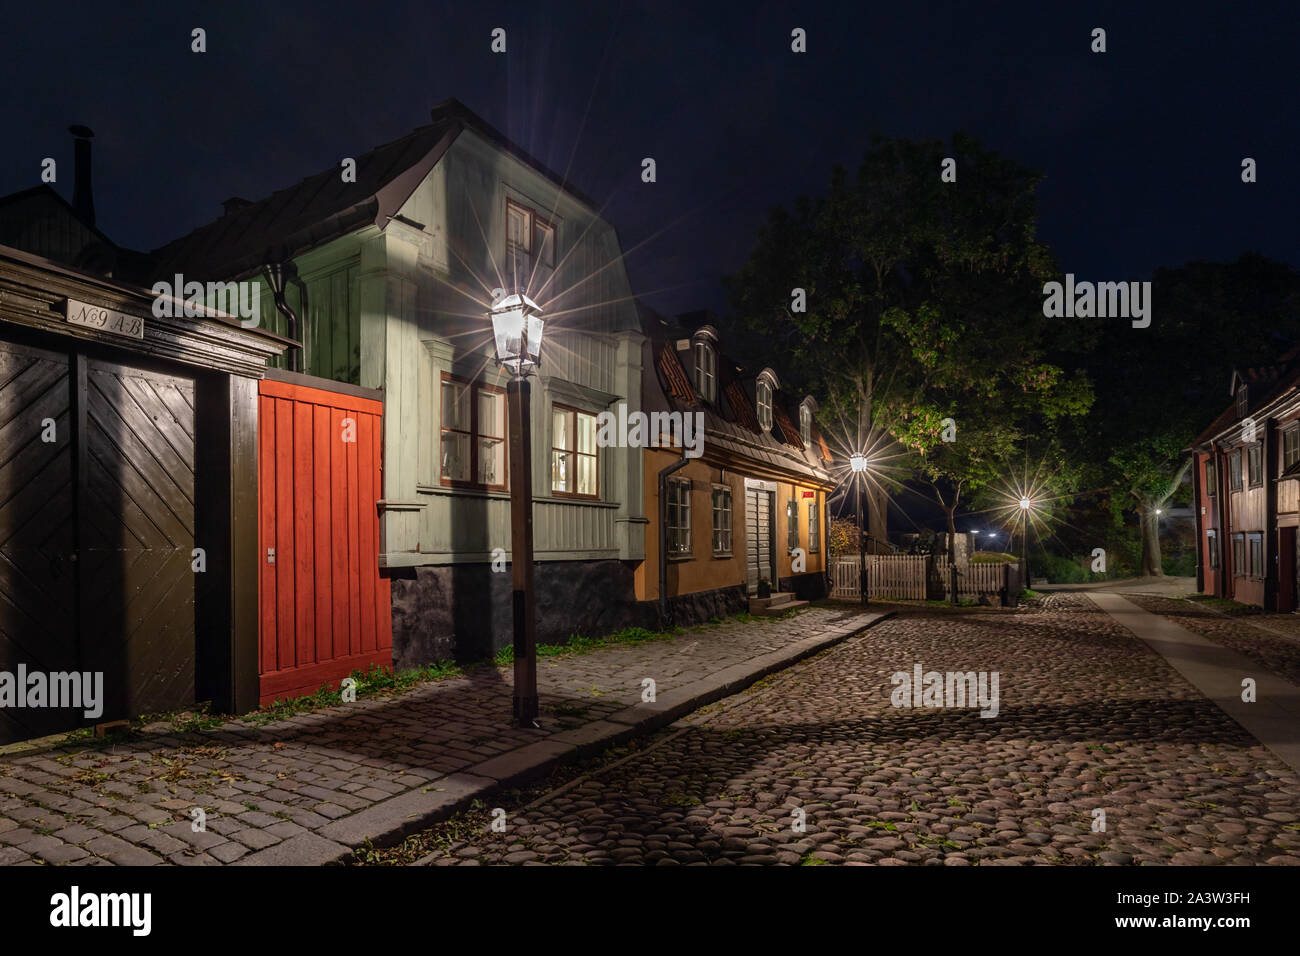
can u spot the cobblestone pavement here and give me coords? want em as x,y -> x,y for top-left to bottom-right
412,593 -> 1300,866
1126,594 -> 1300,687
0,607 -> 869,865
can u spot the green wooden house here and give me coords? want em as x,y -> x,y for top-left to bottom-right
147,99 -> 648,665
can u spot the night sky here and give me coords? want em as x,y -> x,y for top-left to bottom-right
2,1 -> 1295,323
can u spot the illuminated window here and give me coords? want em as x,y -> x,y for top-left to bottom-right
551,405 -> 598,497
440,374 -> 507,490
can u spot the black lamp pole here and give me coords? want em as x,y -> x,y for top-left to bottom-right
507,374 -> 539,726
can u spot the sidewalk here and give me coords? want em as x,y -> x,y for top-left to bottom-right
1088,591 -> 1300,774
0,605 -> 885,866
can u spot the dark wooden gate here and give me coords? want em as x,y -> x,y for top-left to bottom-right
80,359 -> 197,719
0,340 -> 77,741
0,339 -> 197,741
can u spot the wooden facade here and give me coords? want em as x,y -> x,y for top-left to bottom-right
0,245 -> 286,740
1193,357 -> 1300,611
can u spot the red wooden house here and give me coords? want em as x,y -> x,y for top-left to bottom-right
1191,347 -> 1300,610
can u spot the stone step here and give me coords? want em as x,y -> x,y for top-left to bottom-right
761,599 -> 809,616
747,592 -> 799,614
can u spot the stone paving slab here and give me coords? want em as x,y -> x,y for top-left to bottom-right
1089,591 -> 1300,773
0,606 -> 883,865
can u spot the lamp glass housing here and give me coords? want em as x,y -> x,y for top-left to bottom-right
490,293 -> 544,376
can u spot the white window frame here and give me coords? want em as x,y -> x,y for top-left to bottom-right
711,485 -> 732,555
808,500 -> 819,553
786,498 -> 799,552
667,478 -> 692,555
799,403 -> 812,446
694,339 -> 716,402
756,381 -> 773,431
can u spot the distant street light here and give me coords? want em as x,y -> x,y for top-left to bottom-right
1018,497 -> 1032,585
849,453 -> 869,605
490,293 -> 545,727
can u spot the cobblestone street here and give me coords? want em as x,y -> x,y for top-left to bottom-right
409,594 -> 1300,866
0,607 -> 874,865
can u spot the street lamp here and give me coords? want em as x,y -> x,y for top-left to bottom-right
849,454 -> 869,605
1018,496 -> 1031,586
490,293 -> 545,727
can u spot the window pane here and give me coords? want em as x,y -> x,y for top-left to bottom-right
442,380 -> 470,430
551,449 -> 570,492
553,409 -> 571,452
479,390 -> 504,438
479,437 -> 504,486
576,412 -> 596,455
441,432 -> 471,482
507,204 -> 530,250
534,221 -> 554,267
576,454 -> 597,496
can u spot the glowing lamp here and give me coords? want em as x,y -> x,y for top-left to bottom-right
490,293 -> 544,376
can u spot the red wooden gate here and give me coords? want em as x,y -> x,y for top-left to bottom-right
258,375 -> 391,705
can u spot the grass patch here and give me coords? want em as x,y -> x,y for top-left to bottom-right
1185,594 -> 1264,616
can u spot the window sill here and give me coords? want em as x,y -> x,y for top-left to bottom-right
712,552 -> 733,559
668,553 -> 694,562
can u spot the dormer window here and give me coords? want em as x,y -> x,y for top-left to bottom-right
755,369 -> 778,432
1237,384 -> 1248,419
693,337 -> 716,403
799,398 -> 815,446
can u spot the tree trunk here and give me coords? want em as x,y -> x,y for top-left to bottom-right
1140,503 -> 1163,577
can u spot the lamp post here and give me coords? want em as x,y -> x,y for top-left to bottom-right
1018,496 -> 1031,587
490,293 -> 544,727
850,453 -> 868,604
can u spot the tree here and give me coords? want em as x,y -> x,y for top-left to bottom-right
726,132 -> 1090,553
1080,254 -> 1300,575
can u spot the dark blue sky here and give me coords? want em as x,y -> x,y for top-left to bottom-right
2,0 -> 1295,320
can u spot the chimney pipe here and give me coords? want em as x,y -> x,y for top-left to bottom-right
68,125 -> 95,227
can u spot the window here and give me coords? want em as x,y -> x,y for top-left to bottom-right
693,340 -> 716,402
1231,533 -> 1245,575
1230,451 -> 1243,491
787,499 -> 799,552
1236,385 -> 1248,419
1206,529 -> 1218,569
440,375 -> 507,489
505,199 -> 555,292
711,486 -> 732,555
799,403 -> 812,446
808,500 -> 820,553
1205,459 -> 1217,497
1248,533 -> 1264,578
1286,425 -> 1300,469
1249,444 -> 1263,487
667,479 -> 692,555
551,405 -> 598,497
756,381 -> 773,431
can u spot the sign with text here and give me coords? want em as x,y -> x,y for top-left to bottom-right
65,298 -> 144,339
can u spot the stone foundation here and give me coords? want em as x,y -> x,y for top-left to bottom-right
386,561 -> 752,669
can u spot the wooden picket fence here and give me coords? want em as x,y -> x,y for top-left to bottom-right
831,554 -> 1018,602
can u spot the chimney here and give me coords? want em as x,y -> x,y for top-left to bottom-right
68,126 -> 95,227
222,196 -> 252,215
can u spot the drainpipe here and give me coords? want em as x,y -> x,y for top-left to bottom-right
264,261 -> 302,372
658,453 -> 690,628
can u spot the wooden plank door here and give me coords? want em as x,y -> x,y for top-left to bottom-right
0,340 -> 77,741
257,378 -> 391,704
745,489 -> 773,592
79,358 -> 197,720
